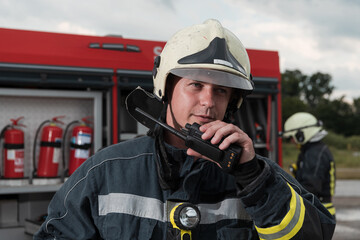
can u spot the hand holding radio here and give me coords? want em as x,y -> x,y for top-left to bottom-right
182,122 -> 242,172
186,120 -> 255,170
125,87 -> 256,173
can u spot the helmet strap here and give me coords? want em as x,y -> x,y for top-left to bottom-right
224,91 -> 242,123
168,101 -> 183,131
146,102 -> 180,190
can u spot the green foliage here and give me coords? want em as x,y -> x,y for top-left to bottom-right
282,69 -> 305,98
322,131 -> 347,149
281,142 -> 299,169
329,147 -> 360,168
282,132 -> 360,169
281,70 -> 334,108
312,97 -> 355,136
301,72 -> 334,108
353,97 -> 360,115
345,135 -> 360,151
281,69 -> 360,137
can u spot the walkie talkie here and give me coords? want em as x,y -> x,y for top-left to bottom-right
134,107 -> 242,172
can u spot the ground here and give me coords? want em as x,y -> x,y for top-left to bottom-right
332,180 -> 360,240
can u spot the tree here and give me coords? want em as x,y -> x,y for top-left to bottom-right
313,97 -> 354,136
282,96 -> 308,124
281,70 -> 309,124
281,69 -> 306,98
352,97 -> 360,115
350,97 -> 360,135
301,72 -> 334,108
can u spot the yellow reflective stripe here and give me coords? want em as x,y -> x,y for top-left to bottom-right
327,207 -> 336,216
323,203 -> 333,208
323,202 -> 336,216
255,183 -> 305,240
329,162 -> 335,196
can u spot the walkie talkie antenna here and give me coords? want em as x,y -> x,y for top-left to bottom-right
134,107 -> 186,141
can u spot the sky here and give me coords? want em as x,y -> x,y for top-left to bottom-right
0,0 -> 359,102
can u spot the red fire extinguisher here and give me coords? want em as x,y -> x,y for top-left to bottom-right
33,116 -> 64,178
1,117 -> 26,178
63,117 -> 93,176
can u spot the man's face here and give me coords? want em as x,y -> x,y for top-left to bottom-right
166,77 -> 233,129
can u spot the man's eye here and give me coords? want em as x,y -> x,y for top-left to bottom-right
191,82 -> 202,88
216,88 -> 228,94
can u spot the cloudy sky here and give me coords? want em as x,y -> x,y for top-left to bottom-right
1,0 -> 359,101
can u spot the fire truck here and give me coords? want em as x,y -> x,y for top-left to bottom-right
0,27 -> 282,238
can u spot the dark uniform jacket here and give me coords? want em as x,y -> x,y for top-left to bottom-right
296,141 -> 336,215
34,136 -> 335,239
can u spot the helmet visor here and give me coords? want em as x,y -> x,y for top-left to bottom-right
170,68 -> 253,93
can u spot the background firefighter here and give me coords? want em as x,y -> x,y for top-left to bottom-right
283,112 -> 336,218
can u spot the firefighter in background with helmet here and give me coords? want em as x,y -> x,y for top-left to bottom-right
34,19 -> 335,240
283,112 -> 336,218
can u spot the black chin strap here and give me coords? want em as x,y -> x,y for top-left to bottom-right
168,98 -> 183,131
148,102 -> 180,190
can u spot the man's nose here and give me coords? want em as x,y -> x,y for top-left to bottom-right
199,88 -> 215,108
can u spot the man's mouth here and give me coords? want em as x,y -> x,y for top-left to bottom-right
194,115 -> 215,123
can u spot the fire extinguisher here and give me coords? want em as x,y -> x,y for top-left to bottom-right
33,116 -> 64,178
63,117 -> 93,176
0,117 -> 26,178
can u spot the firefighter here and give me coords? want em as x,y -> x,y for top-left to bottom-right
283,112 -> 336,218
34,19 -> 335,240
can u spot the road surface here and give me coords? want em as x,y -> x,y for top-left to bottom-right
332,180 -> 360,240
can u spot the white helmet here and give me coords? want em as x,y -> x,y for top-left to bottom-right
152,19 -> 253,109
283,112 -> 323,144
